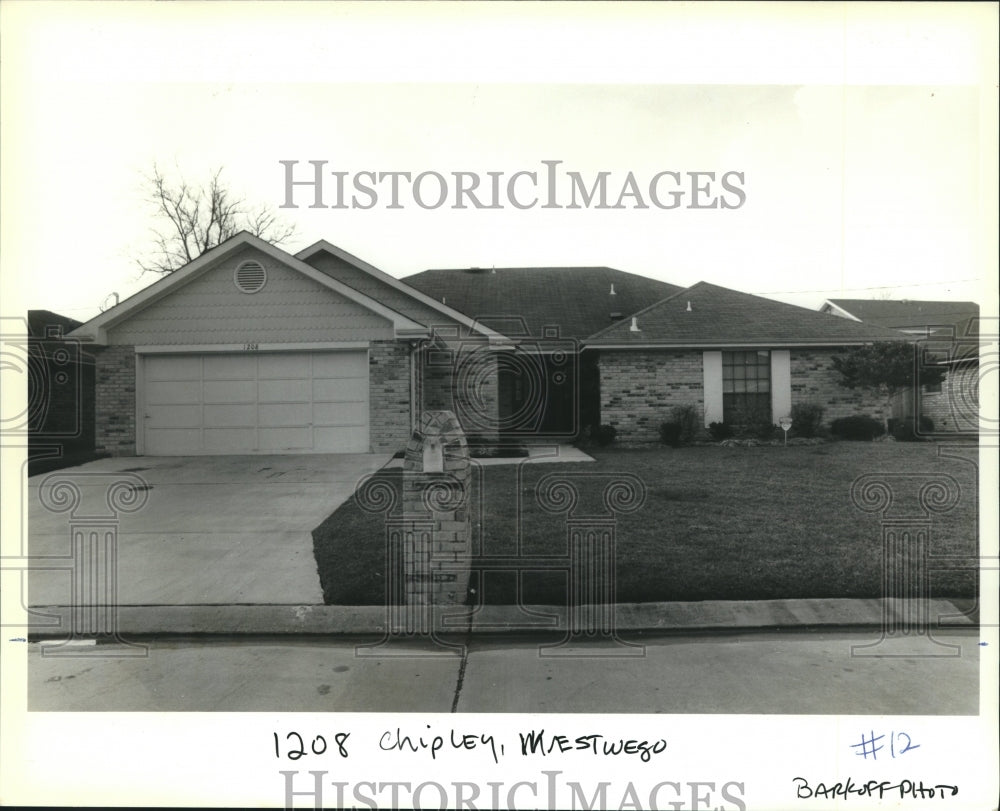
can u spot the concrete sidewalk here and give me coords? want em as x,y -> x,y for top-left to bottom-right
26,628 -> 981,713
26,597 -> 976,637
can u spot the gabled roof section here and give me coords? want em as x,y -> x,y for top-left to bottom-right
822,298 -> 980,331
586,282 -> 914,347
403,266 -> 682,340
68,232 -> 429,344
297,240 -> 499,338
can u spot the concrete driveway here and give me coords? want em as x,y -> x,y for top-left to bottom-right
27,454 -> 390,607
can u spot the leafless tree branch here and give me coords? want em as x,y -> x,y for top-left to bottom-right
137,164 -> 297,275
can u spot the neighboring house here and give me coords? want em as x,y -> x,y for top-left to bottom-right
819,298 -> 980,336
27,310 -> 96,466
821,298 -> 981,434
67,232 -> 915,457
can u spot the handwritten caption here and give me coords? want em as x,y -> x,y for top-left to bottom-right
271,726 -> 667,765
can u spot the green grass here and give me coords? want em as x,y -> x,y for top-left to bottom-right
311,442 -> 979,605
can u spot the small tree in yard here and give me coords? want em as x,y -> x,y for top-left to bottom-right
832,342 -> 945,429
138,165 -> 297,275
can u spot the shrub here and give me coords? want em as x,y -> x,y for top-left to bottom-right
670,404 -> 701,444
754,422 -> 779,441
790,403 -> 825,438
594,424 -> 617,446
889,415 -> 934,442
830,415 -> 885,441
708,421 -> 733,441
659,422 -> 682,446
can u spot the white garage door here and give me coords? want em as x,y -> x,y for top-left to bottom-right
142,351 -> 370,454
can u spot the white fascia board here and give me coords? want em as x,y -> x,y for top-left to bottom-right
134,341 -> 372,354
68,233 -> 426,345
297,239 -> 501,339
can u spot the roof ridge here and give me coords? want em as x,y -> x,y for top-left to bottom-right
585,281 -> 702,340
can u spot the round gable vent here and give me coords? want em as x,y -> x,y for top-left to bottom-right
234,260 -> 267,294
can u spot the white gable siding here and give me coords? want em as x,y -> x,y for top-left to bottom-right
108,247 -> 394,346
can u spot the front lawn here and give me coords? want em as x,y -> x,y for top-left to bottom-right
312,442 -> 978,605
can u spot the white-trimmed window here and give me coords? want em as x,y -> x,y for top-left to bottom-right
722,350 -> 771,425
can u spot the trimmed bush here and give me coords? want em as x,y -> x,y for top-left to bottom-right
790,403 -> 825,438
708,421 -> 733,441
595,424 -> 617,446
830,415 -> 885,441
670,404 -> 701,444
659,422 -> 682,446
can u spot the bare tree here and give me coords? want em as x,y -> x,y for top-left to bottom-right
138,165 -> 297,274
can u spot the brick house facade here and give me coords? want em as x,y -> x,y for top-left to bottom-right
69,233 -> 963,456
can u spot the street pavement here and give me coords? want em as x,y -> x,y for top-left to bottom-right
26,628 -> 980,714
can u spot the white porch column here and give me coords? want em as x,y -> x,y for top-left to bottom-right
771,349 -> 792,422
702,351 -> 723,426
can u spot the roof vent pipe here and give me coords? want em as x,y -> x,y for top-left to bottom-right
630,316 -> 641,333
687,301 -> 692,312
610,283 -> 616,295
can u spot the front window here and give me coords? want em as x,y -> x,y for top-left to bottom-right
722,350 -> 771,426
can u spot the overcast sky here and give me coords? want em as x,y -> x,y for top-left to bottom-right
2,2 -> 996,323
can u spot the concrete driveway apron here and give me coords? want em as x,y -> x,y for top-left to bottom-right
27,454 -> 390,607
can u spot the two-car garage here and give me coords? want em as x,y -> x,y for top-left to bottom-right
139,350 -> 370,455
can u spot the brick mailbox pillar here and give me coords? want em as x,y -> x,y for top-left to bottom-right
401,410 -> 472,607
356,410 -> 470,657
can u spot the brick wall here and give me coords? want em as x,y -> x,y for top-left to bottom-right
369,341 -> 412,453
599,350 -> 704,444
790,349 -> 890,424
600,347 -> 901,445
421,343 -> 499,441
94,345 -> 136,456
921,363 -> 979,433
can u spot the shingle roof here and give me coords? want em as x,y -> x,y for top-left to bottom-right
586,282 -> 913,346
402,267 -> 682,339
27,310 -> 82,339
825,299 -> 979,330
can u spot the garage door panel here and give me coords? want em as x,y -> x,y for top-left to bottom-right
312,352 -> 368,376
258,427 -> 312,451
204,427 -> 258,453
146,356 -> 201,381
203,379 -> 256,404
258,353 -> 311,378
147,380 -> 202,405
258,402 -> 311,427
143,350 -> 371,455
258,379 -> 310,403
147,404 -> 202,429
203,403 -> 256,428
203,355 -> 256,378
313,401 -> 367,426
313,378 -> 367,402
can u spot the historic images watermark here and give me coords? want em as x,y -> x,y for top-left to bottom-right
279,160 -> 746,211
